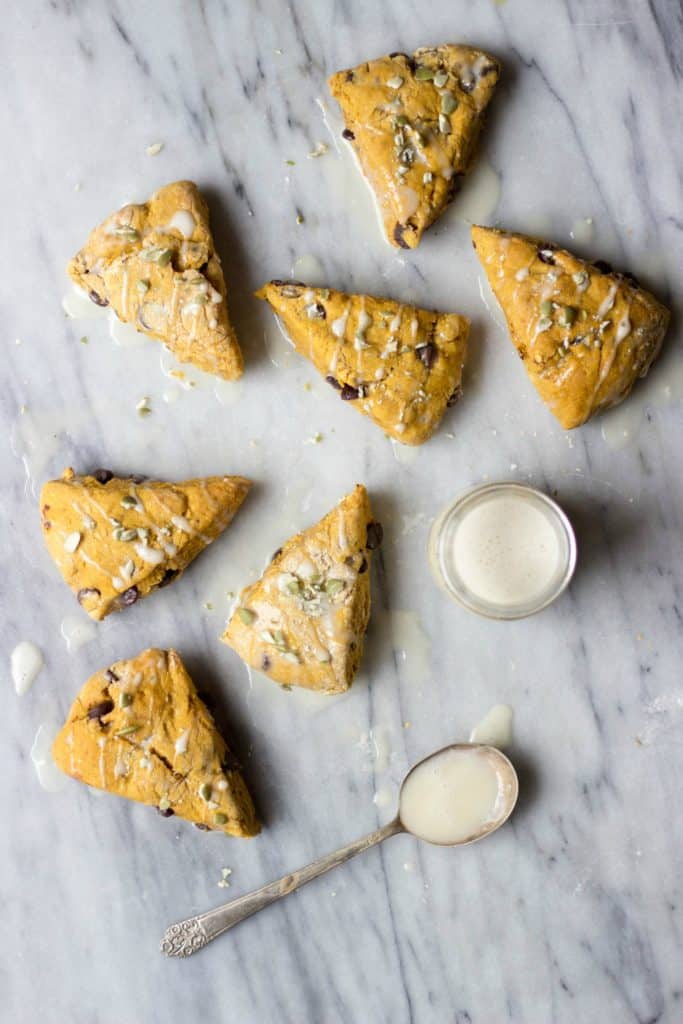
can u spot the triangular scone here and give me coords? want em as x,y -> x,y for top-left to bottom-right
257,282 -> 469,444
52,648 -> 259,837
67,181 -> 243,379
222,486 -> 382,694
472,225 -> 670,429
329,45 -> 500,248
40,468 -> 250,620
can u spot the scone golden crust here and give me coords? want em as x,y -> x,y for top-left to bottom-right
472,225 -> 670,429
68,181 -> 243,379
329,45 -> 500,248
256,282 -> 469,444
52,648 -> 259,837
222,486 -> 381,694
40,468 -> 250,620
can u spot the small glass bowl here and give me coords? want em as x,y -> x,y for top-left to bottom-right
428,482 -> 577,620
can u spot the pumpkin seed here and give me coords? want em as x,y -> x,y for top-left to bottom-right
440,92 -> 458,115
237,607 -> 256,625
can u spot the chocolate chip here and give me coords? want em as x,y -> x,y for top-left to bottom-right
342,128 -> 355,141
88,290 -> 108,307
194,823 -> 211,831
77,587 -> 101,605
358,557 -> 368,574
157,569 -> 179,588
157,806 -> 175,818
93,468 -> 113,484
104,668 -> 119,683
340,384 -> 360,401
270,279 -> 287,286
326,375 -> 342,390
416,342 -> 437,369
393,223 -> 410,249
537,248 -> 557,265
366,521 -> 383,550
593,259 -> 613,275
130,474 -> 147,484
87,699 -> 114,721
119,586 -> 139,607
620,270 -> 639,287
271,547 -> 283,562
261,654 -> 271,671
447,387 -> 462,407
345,70 -> 354,82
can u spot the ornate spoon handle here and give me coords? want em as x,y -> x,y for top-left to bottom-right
161,818 -> 403,957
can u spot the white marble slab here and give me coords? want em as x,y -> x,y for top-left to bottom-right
3,1 -> 682,1021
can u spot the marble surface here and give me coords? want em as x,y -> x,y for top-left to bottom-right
3,1 -> 683,1021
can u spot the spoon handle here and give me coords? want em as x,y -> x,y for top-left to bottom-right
161,817 -> 403,957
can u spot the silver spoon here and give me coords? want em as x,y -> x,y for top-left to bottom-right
160,743 -> 518,957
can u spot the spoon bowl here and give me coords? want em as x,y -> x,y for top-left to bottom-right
398,743 -> 519,847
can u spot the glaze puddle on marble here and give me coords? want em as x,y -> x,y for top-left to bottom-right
60,614 -> 97,653
11,407 -> 66,495
387,610 -> 431,686
469,704 -> 513,748
11,641 -> 44,696
290,253 -> 325,285
600,341 -> 683,449
30,721 -> 68,792
390,438 -> 419,465
569,217 -> 595,246
451,157 -> 501,225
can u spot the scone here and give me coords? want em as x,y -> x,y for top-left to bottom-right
329,45 -> 500,248
52,648 -> 259,837
67,180 -> 244,379
222,485 -> 381,694
472,225 -> 670,429
40,468 -> 250,620
257,281 -> 469,444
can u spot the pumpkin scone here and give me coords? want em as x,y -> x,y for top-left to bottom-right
40,468 -> 250,620
67,180 -> 243,379
472,225 -> 670,429
222,485 -> 382,694
329,45 -> 500,248
257,281 -> 469,444
52,648 -> 259,837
